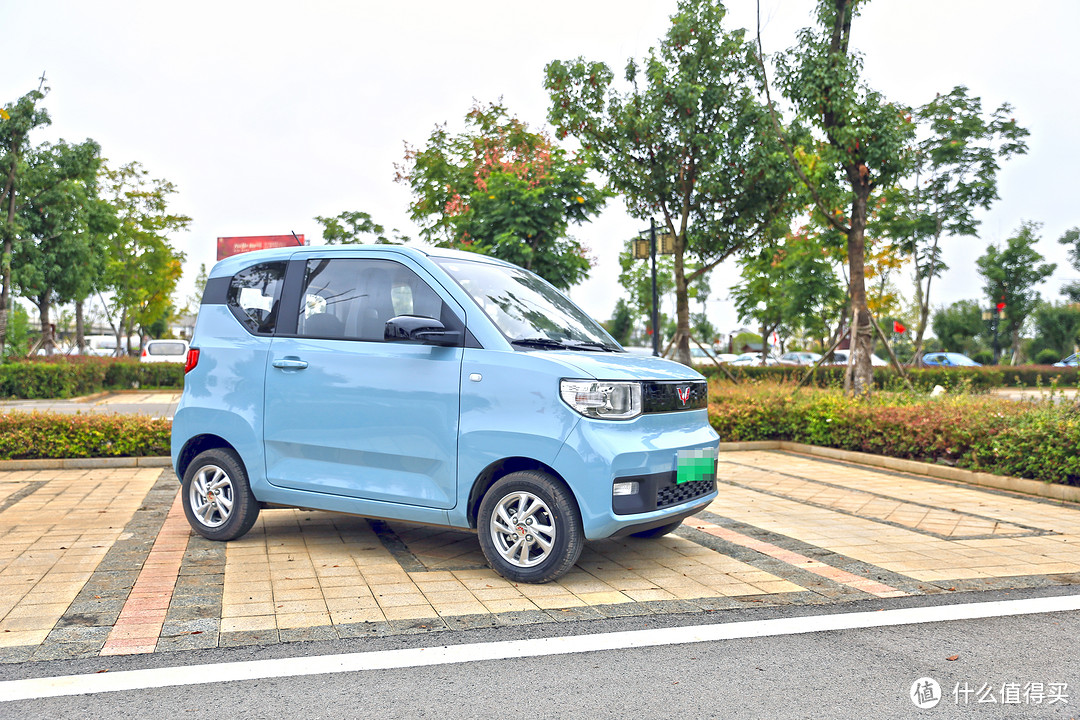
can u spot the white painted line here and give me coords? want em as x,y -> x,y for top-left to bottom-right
4,593 -> 1079,702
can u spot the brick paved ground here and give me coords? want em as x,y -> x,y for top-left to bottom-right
1,449 -> 1077,662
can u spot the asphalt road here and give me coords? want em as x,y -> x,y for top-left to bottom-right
0,393 -> 180,419
3,588 -> 1077,719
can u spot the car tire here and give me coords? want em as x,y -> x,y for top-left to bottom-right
629,520 -> 684,539
181,448 -> 260,542
477,471 -> 584,584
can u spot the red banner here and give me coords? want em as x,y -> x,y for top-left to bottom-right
217,234 -> 304,260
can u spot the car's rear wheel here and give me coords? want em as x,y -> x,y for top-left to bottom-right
182,448 -> 260,542
477,471 -> 583,584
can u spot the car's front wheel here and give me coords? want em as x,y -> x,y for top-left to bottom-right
477,471 -> 584,584
181,448 -> 260,542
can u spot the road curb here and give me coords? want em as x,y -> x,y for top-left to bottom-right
718,440 -> 1080,504
0,456 -> 172,471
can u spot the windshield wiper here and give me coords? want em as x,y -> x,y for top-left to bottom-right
511,337 -> 618,352
510,337 -> 569,350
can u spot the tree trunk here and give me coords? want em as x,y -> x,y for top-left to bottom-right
36,295 -> 54,356
673,241 -> 691,366
845,176 -> 874,396
75,299 -> 86,354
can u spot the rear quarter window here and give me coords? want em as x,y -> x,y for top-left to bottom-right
226,262 -> 287,335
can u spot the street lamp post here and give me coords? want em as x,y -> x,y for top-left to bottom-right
982,303 -> 1005,364
632,219 -> 675,357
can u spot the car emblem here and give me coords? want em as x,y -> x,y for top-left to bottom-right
677,387 -> 691,405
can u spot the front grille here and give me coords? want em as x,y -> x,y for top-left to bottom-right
657,479 -> 715,509
642,380 -> 708,413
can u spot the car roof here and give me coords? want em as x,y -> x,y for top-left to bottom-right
207,243 -> 515,279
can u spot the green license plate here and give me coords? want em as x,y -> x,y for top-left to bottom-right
676,448 -> 717,484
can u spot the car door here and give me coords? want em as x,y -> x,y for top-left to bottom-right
263,254 -> 465,509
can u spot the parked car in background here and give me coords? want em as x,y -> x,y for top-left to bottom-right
713,352 -> 738,364
1054,353 -> 1079,367
825,350 -> 889,367
777,351 -> 822,366
141,339 -> 190,363
921,352 -> 981,367
728,352 -> 778,366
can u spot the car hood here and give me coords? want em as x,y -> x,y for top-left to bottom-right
539,350 -> 705,381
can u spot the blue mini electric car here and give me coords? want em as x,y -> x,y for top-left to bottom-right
172,245 -> 719,583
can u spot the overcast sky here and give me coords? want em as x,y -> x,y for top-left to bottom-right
4,0 -> 1078,336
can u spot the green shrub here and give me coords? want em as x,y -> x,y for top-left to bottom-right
1036,348 -> 1062,365
0,412 -> 171,459
708,381 -> 1080,486
0,358 -> 183,399
970,349 -> 994,365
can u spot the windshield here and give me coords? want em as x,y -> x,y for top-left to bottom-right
436,257 -> 620,351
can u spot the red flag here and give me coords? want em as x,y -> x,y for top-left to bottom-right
893,320 -> 906,334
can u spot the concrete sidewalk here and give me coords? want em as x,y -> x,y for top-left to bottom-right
1,449 -> 1078,663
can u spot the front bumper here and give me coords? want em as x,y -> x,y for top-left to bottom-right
553,408 -> 719,540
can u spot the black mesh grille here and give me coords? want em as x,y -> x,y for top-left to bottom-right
657,479 -> 715,509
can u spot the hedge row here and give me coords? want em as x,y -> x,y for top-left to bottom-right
698,363 -> 1079,391
0,359 -> 184,399
0,412 -> 171,460
708,381 -> 1080,485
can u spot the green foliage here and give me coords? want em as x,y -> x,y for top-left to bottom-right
931,299 -> 986,355
976,221 -> 1057,361
314,210 -> 408,245
1029,301 -> 1080,360
546,0 -> 796,362
395,101 -> 607,289
1035,348 -> 1062,365
99,161 -> 189,345
0,411 -> 170,459
732,230 -> 846,346
773,0 -> 916,394
606,299 -> 635,346
708,381 -> 1080,484
0,357 -> 183,399
0,86 -> 53,354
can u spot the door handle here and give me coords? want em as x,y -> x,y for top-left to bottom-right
272,358 -> 309,370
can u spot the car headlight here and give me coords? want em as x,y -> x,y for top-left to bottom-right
559,380 -> 642,420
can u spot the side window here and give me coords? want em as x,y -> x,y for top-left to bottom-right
296,258 -> 460,342
226,262 -> 286,335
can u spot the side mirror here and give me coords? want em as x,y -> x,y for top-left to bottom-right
384,315 -> 461,347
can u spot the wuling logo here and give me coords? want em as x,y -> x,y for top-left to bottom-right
677,387 -> 691,405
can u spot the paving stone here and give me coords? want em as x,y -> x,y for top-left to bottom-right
46,626 -> 112,643
278,626 -> 339,643
442,614 -> 499,631
219,630 -> 280,647
544,606 -> 605,623
388,617 -> 449,634
30,641 -> 104,662
156,632 -> 219,653
493,610 -> 551,626
334,621 -> 393,638
0,647 -> 35,664
161,618 -> 219,636
591,602 -> 654,619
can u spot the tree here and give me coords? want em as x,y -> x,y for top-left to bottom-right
1030,302 -> 1080,360
931,299 -> 985,355
0,86 -> 51,354
100,161 -> 189,354
606,298 -> 635,346
1058,227 -> 1080,302
395,101 -> 608,289
886,86 -> 1028,361
773,0 -> 915,394
731,231 -> 846,355
314,210 -> 408,245
12,138 -> 106,354
546,0 -> 795,365
976,221 -> 1056,363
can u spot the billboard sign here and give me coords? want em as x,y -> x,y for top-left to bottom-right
217,234 -> 305,260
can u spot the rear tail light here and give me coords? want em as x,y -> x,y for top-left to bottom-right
141,348 -> 147,357
184,348 -> 200,374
